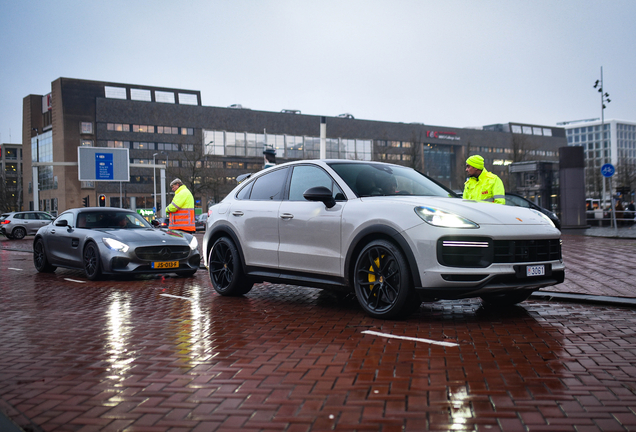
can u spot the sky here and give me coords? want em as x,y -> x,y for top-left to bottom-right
1,0 -> 635,144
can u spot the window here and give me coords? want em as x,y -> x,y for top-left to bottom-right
131,89 -> 152,101
155,91 -> 175,103
178,93 -> 198,105
105,86 -> 126,99
288,165 -> 343,201
81,122 -> 93,134
249,168 -> 289,200
81,140 -> 93,146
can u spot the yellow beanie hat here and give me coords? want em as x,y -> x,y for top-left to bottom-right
466,155 -> 484,170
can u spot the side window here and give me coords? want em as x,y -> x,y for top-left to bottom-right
37,213 -> 54,220
249,168 -> 289,201
288,165 -> 344,201
13,213 -> 24,220
25,213 -> 38,220
236,181 -> 254,200
55,213 -> 74,226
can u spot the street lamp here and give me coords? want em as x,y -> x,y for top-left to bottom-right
593,67 -> 613,225
153,152 -> 158,215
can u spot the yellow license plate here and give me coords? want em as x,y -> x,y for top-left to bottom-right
152,261 -> 179,269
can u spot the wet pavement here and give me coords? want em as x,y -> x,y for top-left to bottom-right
1,231 -> 635,432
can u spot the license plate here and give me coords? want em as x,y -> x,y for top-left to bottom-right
152,261 -> 179,269
526,265 -> 545,277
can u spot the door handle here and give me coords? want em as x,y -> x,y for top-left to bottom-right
231,211 -> 244,217
280,213 -> 294,220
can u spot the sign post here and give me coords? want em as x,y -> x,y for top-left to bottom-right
601,163 -> 617,230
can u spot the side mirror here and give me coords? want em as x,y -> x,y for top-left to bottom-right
55,219 -> 68,227
303,186 -> 336,209
151,220 -> 159,227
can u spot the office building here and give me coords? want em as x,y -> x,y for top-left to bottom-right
1,142 -> 23,212
23,78 -> 567,215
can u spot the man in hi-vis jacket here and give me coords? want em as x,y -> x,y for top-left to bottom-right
462,155 -> 505,205
166,178 -> 196,232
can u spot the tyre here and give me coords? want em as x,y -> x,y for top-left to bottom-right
208,237 -> 253,296
33,238 -> 56,273
353,239 -> 413,319
83,242 -> 102,281
481,290 -> 533,307
12,227 -> 27,240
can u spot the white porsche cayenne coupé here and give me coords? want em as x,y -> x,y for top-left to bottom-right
202,160 -> 564,319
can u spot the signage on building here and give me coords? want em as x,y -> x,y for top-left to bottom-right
41,93 -> 52,113
426,130 -> 460,141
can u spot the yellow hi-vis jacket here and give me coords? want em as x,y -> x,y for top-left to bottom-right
463,168 -> 506,204
166,185 -> 196,232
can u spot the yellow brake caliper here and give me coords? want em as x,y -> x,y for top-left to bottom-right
368,256 -> 384,295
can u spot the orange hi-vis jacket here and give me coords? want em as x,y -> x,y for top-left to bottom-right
463,168 -> 506,205
166,185 -> 195,232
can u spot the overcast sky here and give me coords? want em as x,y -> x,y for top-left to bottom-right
1,0 -> 635,144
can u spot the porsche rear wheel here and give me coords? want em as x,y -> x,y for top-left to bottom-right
33,238 -> 56,273
353,239 -> 413,319
83,242 -> 102,281
208,237 -> 252,296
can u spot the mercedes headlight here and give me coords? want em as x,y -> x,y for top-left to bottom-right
189,235 -> 198,250
103,237 -> 130,252
415,206 -> 479,228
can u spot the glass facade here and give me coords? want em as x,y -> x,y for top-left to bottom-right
203,130 -> 372,161
31,130 -> 55,191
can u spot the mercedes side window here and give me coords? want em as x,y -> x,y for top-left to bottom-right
288,165 -> 345,201
248,167 -> 289,201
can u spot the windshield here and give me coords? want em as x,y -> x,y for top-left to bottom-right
77,211 -> 152,229
328,162 -> 455,198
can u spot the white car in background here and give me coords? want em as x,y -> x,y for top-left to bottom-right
202,160 -> 564,319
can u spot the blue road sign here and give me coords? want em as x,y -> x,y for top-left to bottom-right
601,163 -> 615,178
96,153 -> 114,180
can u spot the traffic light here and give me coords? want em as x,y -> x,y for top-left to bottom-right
82,195 -> 89,207
98,194 -> 106,207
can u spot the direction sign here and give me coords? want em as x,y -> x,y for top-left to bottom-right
601,163 -> 615,178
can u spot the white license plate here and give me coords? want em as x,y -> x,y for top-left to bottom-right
526,265 -> 545,277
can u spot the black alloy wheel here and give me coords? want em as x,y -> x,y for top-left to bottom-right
33,238 -> 56,273
12,227 -> 27,240
208,237 -> 252,296
354,239 -> 413,319
83,242 -> 102,281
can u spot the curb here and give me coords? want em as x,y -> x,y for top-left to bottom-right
531,291 -> 636,308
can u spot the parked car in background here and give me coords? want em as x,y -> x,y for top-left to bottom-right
33,208 -> 200,280
203,160 -> 564,320
153,217 -> 169,228
1,211 -> 55,239
195,214 -> 208,231
504,193 -> 561,230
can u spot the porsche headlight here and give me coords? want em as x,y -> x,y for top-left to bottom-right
189,235 -> 198,250
103,237 -> 129,252
532,210 -> 556,228
415,206 -> 479,228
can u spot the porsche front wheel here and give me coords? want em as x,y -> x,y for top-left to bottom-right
353,239 -> 413,319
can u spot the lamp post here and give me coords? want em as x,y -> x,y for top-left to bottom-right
153,152 -> 158,215
593,67 -> 612,224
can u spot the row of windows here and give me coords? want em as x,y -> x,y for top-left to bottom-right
31,131 -> 55,191
567,125 -> 609,135
0,148 -> 21,159
107,123 -> 194,135
106,141 -> 194,152
569,133 -> 609,143
129,159 -> 262,170
203,130 -> 373,161
511,125 -> 553,136
104,86 -> 199,106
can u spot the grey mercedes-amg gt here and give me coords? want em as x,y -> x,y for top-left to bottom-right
33,207 -> 200,280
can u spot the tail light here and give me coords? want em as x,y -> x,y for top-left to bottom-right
1,220 -> 10,225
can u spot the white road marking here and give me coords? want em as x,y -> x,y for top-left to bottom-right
8,268 -> 23,271
160,293 -> 194,302
361,330 -> 459,347
64,278 -> 86,283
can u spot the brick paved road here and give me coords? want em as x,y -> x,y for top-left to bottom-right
1,234 -> 636,431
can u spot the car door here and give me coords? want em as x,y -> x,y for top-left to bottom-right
46,212 -> 83,267
278,165 -> 345,276
34,212 -> 54,234
229,167 -> 289,270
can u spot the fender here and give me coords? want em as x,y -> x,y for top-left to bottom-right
205,223 -> 249,273
344,224 -> 422,288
